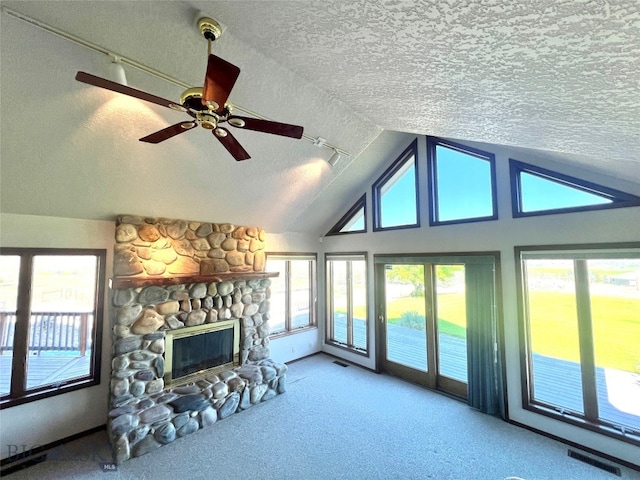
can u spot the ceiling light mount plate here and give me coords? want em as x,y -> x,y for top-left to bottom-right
198,17 -> 222,42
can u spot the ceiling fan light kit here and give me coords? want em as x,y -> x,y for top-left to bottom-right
74,15 -> 304,161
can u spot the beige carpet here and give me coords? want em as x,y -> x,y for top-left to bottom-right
4,353 -> 639,479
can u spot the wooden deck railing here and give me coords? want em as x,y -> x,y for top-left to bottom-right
0,311 -> 92,356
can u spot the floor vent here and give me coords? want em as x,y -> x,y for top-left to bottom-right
567,450 -> 621,476
333,360 -> 349,367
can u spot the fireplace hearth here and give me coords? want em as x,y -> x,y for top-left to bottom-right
107,215 -> 287,463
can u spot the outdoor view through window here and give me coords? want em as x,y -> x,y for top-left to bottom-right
0,253 -> 100,400
522,254 -> 640,434
266,255 -> 315,335
327,254 -> 367,353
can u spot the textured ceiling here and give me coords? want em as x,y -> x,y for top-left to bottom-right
1,1 -> 639,234
205,0 -> 640,164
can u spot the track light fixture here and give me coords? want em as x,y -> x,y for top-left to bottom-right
328,149 -> 341,167
108,56 -> 127,86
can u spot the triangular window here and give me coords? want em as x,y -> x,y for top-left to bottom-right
510,159 -> 640,217
326,194 -> 366,235
372,140 -> 419,231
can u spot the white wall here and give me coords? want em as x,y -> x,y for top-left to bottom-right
318,134 -> 640,466
0,213 -> 115,461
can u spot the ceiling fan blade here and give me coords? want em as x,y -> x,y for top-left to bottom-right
227,116 -> 304,139
202,55 -> 241,111
75,71 -> 180,110
213,127 -> 251,161
139,122 -> 196,144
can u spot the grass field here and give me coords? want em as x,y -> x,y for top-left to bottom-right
528,291 -> 640,372
385,292 -> 640,373
385,295 -> 467,338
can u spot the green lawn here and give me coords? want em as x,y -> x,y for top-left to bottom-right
529,291 -> 640,372
385,292 -> 640,373
386,294 -> 467,338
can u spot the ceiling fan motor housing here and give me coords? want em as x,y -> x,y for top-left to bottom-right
180,87 -> 205,110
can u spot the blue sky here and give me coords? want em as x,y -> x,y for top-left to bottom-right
380,163 -> 417,227
378,147 -> 495,226
435,146 -> 494,221
520,173 -> 610,212
353,144 -> 613,229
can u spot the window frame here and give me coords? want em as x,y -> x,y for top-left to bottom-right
427,137 -> 498,226
264,252 -> 317,337
372,139 -> 420,232
510,159 -> 640,218
0,248 -> 106,409
326,194 -> 367,236
515,242 -> 640,446
325,252 -> 369,356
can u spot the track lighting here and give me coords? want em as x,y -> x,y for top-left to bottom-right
314,138 -> 349,166
328,149 -> 341,167
108,57 -> 127,86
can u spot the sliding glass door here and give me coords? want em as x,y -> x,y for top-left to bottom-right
382,264 -> 430,378
434,265 -> 468,394
376,259 -> 469,397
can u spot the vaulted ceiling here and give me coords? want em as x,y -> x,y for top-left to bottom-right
1,1 -> 638,234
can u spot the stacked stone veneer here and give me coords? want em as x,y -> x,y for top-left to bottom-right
114,214 -> 267,277
109,215 -> 287,463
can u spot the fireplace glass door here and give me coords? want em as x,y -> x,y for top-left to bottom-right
172,327 -> 234,379
165,319 -> 239,385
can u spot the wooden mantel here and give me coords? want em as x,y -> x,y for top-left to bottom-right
110,271 -> 279,290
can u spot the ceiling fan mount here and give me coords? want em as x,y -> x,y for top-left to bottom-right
197,16 -> 222,42
74,15 -> 303,161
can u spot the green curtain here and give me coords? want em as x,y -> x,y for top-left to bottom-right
466,262 -> 505,418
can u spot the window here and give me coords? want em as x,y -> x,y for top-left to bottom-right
372,140 -> 419,231
0,248 -> 106,408
427,137 -> 498,225
516,244 -> 640,445
265,254 -> 316,336
326,253 -> 368,354
510,159 -> 640,217
326,194 -> 366,235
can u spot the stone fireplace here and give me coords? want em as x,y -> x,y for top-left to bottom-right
108,215 -> 287,463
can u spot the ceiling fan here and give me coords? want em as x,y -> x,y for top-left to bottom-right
75,17 -> 304,161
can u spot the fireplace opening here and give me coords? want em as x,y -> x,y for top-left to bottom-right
164,319 -> 240,386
